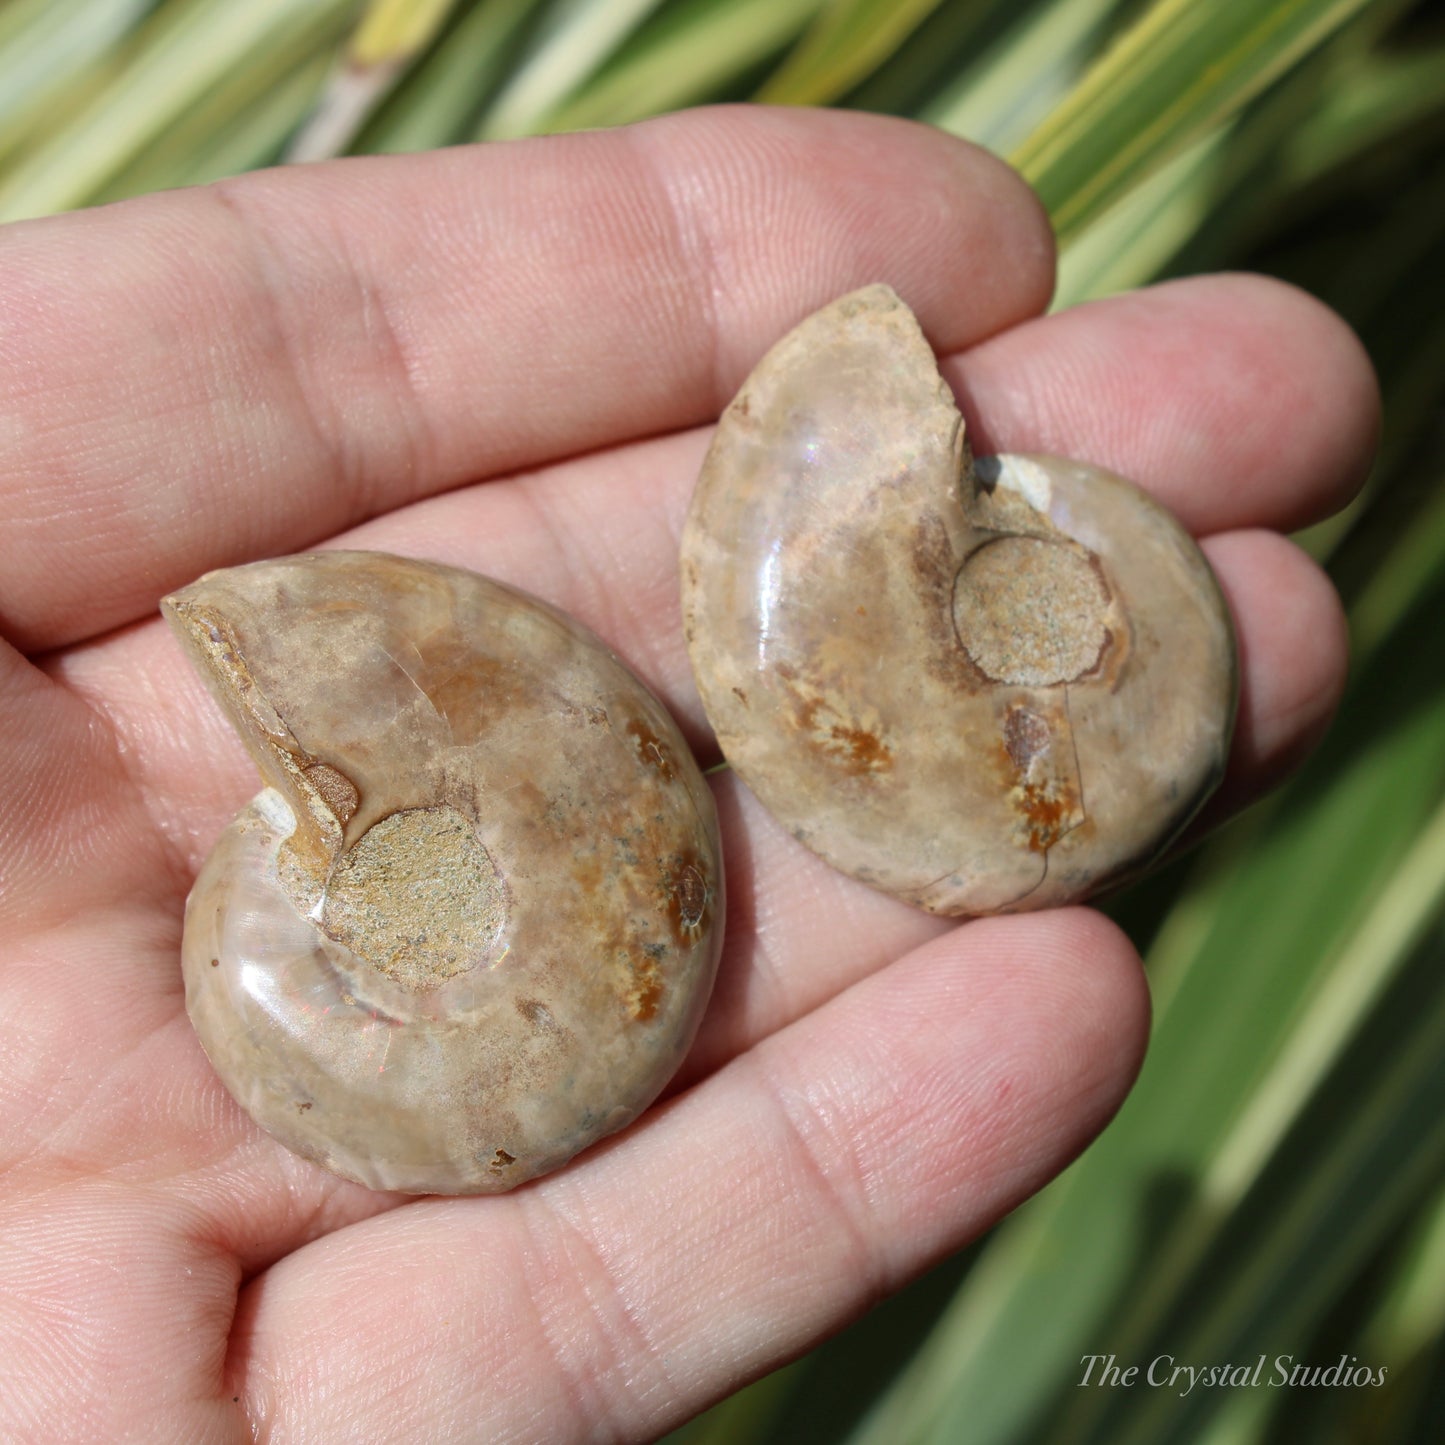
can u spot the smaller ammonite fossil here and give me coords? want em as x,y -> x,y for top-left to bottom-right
679,284 -> 1236,915
164,552 -> 722,1193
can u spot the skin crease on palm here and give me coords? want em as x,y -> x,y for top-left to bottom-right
0,106 -> 1375,1442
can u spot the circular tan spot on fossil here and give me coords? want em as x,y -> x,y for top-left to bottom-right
953,536 -> 1111,687
322,806 -> 507,991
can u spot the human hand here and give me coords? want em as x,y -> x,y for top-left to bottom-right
0,107 -> 1374,1441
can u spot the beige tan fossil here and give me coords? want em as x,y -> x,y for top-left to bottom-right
165,552 -> 722,1193
680,285 -> 1236,914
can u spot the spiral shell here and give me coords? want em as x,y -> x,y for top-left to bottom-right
165,552 -> 722,1194
680,285 -> 1236,914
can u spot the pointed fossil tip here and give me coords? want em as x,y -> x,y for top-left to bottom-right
830,282 -> 905,314
160,565 -> 229,620
806,285 -> 933,357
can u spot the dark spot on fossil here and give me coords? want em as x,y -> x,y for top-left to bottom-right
626,717 -> 677,782
676,864 -> 706,927
998,704 -> 1084,854
515,997 -> 564,1036
630,955 -> 664,1022
1003,707 -> 1051,771
663,852 -> 711,950
303,761 -> 359,824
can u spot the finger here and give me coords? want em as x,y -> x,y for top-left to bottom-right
0,106 -> 1053,652
0,639 -> 179,931
678,772 -> 948,1084
949,272 -> 1380,535
1192,529 -> 1349,829
227,910 -> 1149,1441
0,1175 -> 244,1443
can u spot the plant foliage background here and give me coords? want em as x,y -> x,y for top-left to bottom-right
6,0 -> 1444,1440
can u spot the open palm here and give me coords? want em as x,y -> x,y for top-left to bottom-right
0,108 -> 1374,1442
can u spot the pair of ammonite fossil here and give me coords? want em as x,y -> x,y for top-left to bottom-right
166,286 -> 1236,1194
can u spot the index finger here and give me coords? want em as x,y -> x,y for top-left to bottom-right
0,106 -> 1054,653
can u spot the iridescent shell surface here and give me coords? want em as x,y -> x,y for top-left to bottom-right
680,285 -> 1236,915
165,552 -> 722,1194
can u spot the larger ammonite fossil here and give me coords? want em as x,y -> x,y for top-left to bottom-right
165,552 -> 722,1194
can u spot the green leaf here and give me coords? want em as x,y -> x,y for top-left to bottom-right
1053,126 -> 1228,308
753,0 -> 949,106
1285,45 -> 1445,190
349,0 -> 458,66
0,0 -> 362,221
284,0 -> 464,160
1012,0 -> 1379,243
1066,907 -> 1445,1445
1339,1184 -> 1445,1440
92,49 -> 333,202
360,0 -> 545,152
475,0 -> 669,139
0,0 -> 153,160
841,0 -> 1031,118
543,0 -> 823,135
924,0 -> 1118,154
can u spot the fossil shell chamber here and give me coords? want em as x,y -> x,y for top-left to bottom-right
165,552 -> 722,1194
680,285 -> 1236,915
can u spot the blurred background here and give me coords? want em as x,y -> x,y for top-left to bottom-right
7,0 -> 1444,1439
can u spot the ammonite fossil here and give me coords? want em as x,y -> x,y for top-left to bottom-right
165,552 -> 722,1193
680,285 -> 1236,915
